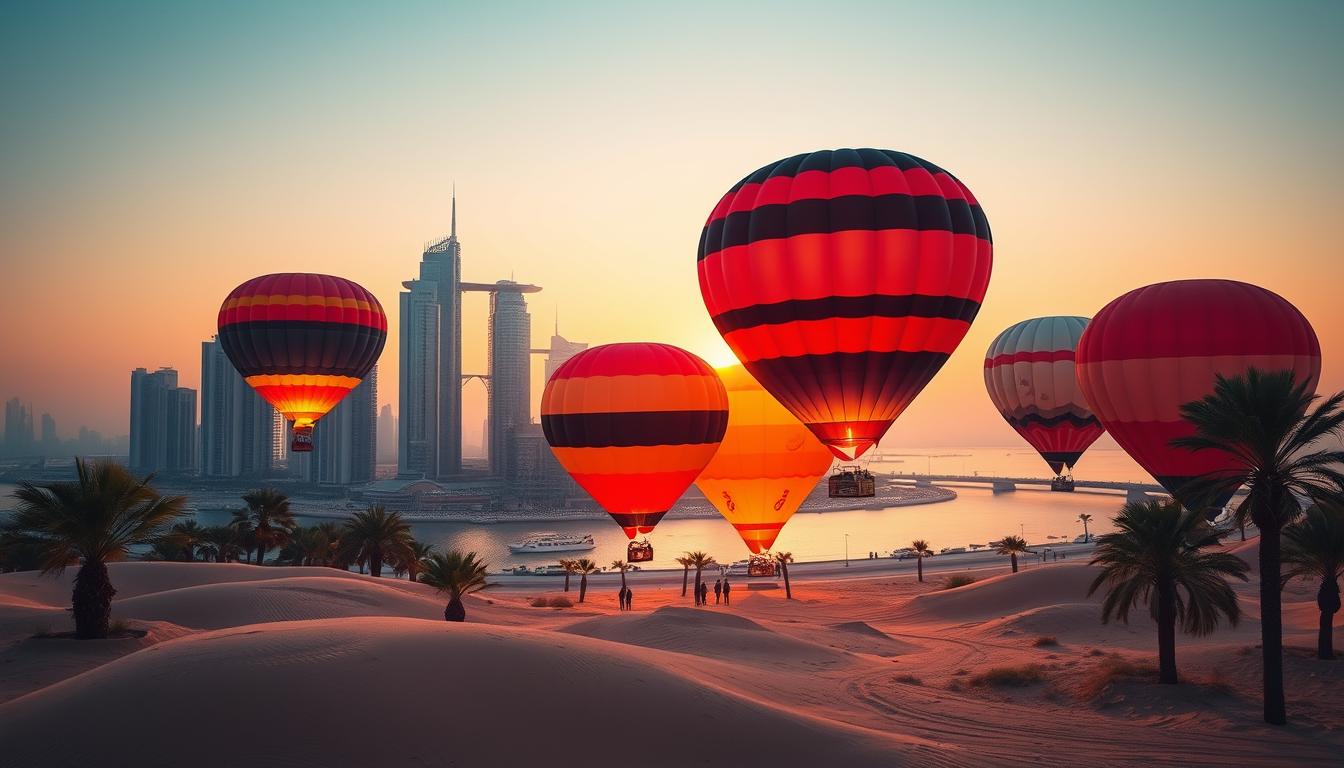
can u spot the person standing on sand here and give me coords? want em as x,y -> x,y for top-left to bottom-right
700,581 -> 709,606
722,578 -> 732,606
714,579 -> 722,604
626,587 -> 633,611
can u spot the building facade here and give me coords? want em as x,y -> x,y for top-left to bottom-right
3,398 -> 33,456
129,367 -> 196,474
487,282 -> 533,478
399,196 -> 460,479
200,337 -> 275,478
543,331 -> 589,382
308,365 -> 378,485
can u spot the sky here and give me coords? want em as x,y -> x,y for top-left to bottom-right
2,0 -> 1342,452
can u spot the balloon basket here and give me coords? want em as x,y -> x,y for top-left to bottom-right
627,540 -> 654,563
747,554 -> 776,578
291,425 -> 314,453
1050,476 -> 1075,492
828,465 -> 875,498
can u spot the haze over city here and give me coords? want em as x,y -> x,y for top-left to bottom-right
3,1 -> 1342,450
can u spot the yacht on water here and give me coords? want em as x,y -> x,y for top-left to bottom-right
506,532 -> 596,554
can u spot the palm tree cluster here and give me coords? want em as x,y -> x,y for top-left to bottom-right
1088,369 -> 1344,725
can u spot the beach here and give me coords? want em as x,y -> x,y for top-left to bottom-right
1,536 -> 1338,767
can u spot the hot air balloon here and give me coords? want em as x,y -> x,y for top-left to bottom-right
217,273 -> 386,452
697,148 -> 992,470
984,316 -> 1104,491
694,365 -> 834,572
541,343 -> 728,562
1075,279 -> 1320,510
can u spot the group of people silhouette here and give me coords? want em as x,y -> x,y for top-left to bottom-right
617,586 -> 634,610
695,578 -> 731,606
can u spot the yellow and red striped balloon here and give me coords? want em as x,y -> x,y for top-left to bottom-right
541,343 -> 729,539
695,365 -> 834,554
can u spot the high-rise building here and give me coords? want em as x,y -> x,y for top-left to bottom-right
377,403 -> 396,464
543,326 -> 588,382
486,281 -> 534,478
309,365 -> 378,485
129,367 -> 195,473
200,337 -> 275,478
399,195 -> 460,479
3,398 -> 33,456
40,413 -> 56,446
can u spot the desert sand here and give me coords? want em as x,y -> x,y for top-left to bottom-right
0,541 -> 1339,767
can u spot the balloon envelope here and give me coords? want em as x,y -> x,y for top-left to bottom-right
217,273 -> 386,450
541,343 -> 728,538
1075,279 -> 1320,507
984,316 -> 1104,475
698,148 -> 992,461
695,365 -> 834,554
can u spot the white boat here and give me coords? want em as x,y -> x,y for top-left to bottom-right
506,532 -> 596,554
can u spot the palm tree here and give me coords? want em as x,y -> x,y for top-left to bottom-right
419,551 -> 489,622
1173,369 -> 1344,724
610,560 -> 630,597
559,558 -> 578,592
775,552 -> 795,599
997,535 -> 1030,573
237,488 -> 296,566
166,520 -> 206,561
5,460 -> 185,638
675,555 -> 692,597
573,557 -> 599,603
228,509 -> 256,563
1088,498 -> 1249,684
198,525 -> 240,563
684,551 -> 716,601
400,539 -> 435,582
1078,513 -> 1093,543
340,505 -> 412,578
911,540 -> 933,583
1282,503 -> 1344,660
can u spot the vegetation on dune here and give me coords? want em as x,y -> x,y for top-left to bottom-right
1088,498 -> 1248,685
942,574 -> 976,590
911,540 -> 932,583
420,550 -> 489,622
1174,369 -> 1344,723
996,535 -> 1030,573
339,505 -> 413,578
1032,635 -> 1059,647
1281,503 -> 1344,660
3,460 -> 185,638
968,664 -> 1048,688
233,487 -> 295,566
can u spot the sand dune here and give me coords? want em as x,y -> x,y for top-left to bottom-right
898,563 -> 1101,623
0,618 -> 925,768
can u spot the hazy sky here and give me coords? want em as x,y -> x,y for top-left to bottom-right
2,1 -> 1342,452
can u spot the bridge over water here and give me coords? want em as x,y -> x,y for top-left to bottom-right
888,473 -> 1166,503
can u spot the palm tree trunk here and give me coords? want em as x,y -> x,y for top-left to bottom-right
681,566 -> 689,597
72,559 -> 115,639
444,596 -> 465,622
370,552 -> 383,578
256,545 -> 266,567
1157,575 -> 1178,684
1259,519 -> 1286,724
694,569 -> 702,604
1010,553 -> 1018,573
1318,578 -> 1340,660
579,575 -> 588,603
782,563 -> 792,599
916,557 -> 923,583
563,574 -> 571,592
620,572 -> 626,590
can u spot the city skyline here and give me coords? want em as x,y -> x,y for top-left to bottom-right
2,2 -> 1342,451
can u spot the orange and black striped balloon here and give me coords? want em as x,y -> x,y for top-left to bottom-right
217,273 -> 386,450
698,148 -> 992,461
541,343 -> 728,538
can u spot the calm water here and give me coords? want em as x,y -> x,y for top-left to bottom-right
0,446 -> 1145,570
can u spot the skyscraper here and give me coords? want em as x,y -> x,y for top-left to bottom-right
200,337 -> 275,478
377,403 -> 396,465
399,194 -> 460,479
3,398 -> 33,456
129,367 -> 195,473
310,365 -> 378,485
543,325 -> 589,382
40,413 -> 56,447
486,281 -> 533,478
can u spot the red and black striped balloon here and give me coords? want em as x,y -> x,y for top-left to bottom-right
541,343 -> 728,538
218,273 -> 386,449
1075,279 -> 1320,508
698,148 -> 992,460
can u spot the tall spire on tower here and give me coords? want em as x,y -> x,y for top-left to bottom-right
450,184 -> 457,239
